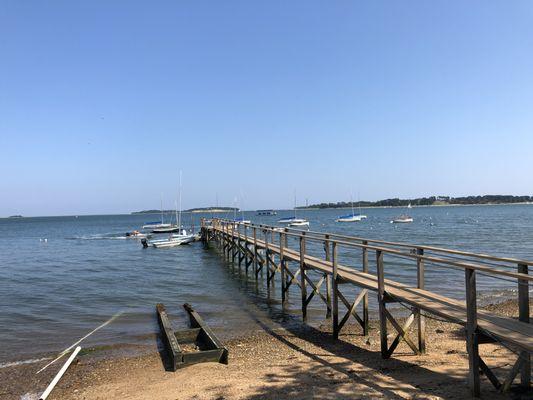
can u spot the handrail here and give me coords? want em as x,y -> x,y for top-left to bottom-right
211,219 -> 533,282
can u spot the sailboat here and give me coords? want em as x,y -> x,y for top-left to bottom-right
142,196 -> 172,230
233,198 -> 251,225
278,196 -> 309,227
336,196 -> 367,222
143,172 -> 196,248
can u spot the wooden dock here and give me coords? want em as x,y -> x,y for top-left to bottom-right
200,218 -> 532,397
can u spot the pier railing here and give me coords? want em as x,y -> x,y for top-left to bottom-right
201,218 -> 532,397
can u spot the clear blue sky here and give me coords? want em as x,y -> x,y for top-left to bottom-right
1,1 -> 533,216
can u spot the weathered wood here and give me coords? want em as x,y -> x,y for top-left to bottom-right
300,233 -> 307,321
416,247 -> 426,354
244,225 -> 249,271
332,242 -> 339,339
156,303 -> 181,371
174,328 -> 201,343
385,312 -> 417,357
362,241 -> 369,336
518,263 -> 530,389
325,235 -> 332,318
183,303 -> 229,364
209,219 -> 533,398
280,232 -> 287,305
253,227 -> 258,275
376,250 -> 388,358
465,268 -> 480,398
338,289 -> 367,331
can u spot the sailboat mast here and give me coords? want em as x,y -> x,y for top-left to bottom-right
160,194 -> 164,224
178,171 -> 182,232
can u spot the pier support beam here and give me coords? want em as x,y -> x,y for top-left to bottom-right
465,268 -> 480,398
300,233 -> 307,321
416,248 -> 426,354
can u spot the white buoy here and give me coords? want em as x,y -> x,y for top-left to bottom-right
39,346 -> 81,400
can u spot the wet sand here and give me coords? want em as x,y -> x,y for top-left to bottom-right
4,300 -> 531,400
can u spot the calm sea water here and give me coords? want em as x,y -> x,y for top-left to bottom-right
1,205 -> 532,363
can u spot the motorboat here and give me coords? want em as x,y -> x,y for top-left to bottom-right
125,230 -> 151,239
141,229 -> 195,248
391,215 -> 414,223
288,219 -> 309,227
256,210 -> 277,216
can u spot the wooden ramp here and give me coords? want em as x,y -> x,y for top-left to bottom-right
201,219 -> 533,397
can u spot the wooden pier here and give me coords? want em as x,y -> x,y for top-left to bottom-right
201,218 -> 533,397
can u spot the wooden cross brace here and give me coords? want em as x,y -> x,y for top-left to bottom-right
383,310 -> 420,358
474,336 -> 530,392
336,287 -> 368,332
303,273 -> 331,314
283,263 -> 302,293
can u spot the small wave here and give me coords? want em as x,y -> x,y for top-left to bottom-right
0,356 -> 51,369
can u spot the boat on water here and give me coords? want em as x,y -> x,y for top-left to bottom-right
144,172 -> 196,248
142,229 -> 196,248
278,195 -> 309,227
336,214 -> 364,222
256,209 -> 277,216
142,221 -> 172,230
143,197 -> 171,230
288,219 -> 309,227
336,195 -> 367,222
233,217 -> 251,226
391,214 -> 414,223
151,225 -> 180,233
125,230 -> 151,239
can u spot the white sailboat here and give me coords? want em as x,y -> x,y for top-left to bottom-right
142,197 -> 172,230
279,195 -> 309,227
143,172 -> 196,248
336,195 -> 367,222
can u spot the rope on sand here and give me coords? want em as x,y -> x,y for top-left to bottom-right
36,311 -> 123,374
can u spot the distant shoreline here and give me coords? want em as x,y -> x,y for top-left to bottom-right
296,201 -> 533,211
2,201 -> 532,219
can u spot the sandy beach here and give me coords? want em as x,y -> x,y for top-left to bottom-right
4,299 -> 530,400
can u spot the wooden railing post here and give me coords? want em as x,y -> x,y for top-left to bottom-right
332,241 -> 339,338
253,227 -> 258,275
465,267 -> 480,398
362,240 -> 369,336
324,234 -> 332,318
244,224 -> 248,272
417,248 -> 426,354
264,229 -> 269,283
300,232 -> 307,321
518,263 -> 530,388
376,249 -> 388,358
280,232 -> 286,305
231,222 -> 235,262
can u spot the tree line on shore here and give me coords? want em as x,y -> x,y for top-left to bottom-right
299,195 -> 533,209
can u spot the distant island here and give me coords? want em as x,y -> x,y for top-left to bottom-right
298,195 -> 533,209
132,207 -> 238,214
8,215 -> 23,218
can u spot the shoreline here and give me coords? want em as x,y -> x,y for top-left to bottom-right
5,299 -> 527,400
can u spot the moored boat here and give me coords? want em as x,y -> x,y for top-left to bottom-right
256,209 -> 277,216
288,218 -> 309,227
336,214 -> 364,222
391,215 -> 414,223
